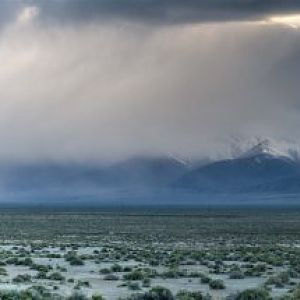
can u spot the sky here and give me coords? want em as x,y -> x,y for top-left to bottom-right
0,0 -> 300,164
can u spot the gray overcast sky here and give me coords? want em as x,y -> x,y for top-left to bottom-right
1,0 -> 300,25
0,1 -> 299,163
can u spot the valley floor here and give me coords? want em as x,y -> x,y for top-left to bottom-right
0,206 -> 298,299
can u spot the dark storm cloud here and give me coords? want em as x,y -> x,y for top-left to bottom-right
2,0 -> 300,26
0,1 -> 23,27
35,0 -> 300,24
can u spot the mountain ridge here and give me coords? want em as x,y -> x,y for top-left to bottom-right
0,139 -> 300,201
175,139 -> 300,194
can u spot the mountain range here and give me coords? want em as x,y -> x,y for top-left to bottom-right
175,140 -> 300,193
0,139 -> 300,203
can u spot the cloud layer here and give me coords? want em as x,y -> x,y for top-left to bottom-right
0,2 -> 299,163
2,0 -> 300,27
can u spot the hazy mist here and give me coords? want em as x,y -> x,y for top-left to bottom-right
0,1 -> 299,164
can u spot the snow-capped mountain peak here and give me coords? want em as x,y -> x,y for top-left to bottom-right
230,138 -> 300,161
239,139 -> 288,159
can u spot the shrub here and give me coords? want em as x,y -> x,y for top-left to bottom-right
229,270 -> 245,279
69,256 -> 84,266
235,288 -> 271,300
36,271 -> 48,279
176,290 -> 204,300
128,282 -> 141,290
124,266 -> 133,272
103,274 -> 119,280
200,275 -> 211,284
142,278 -> 151,287
65,251 -> 84,266
6,257 -> 33,266
209,279 -> 225,290
31,263 -> 52,273
100,268 -> 111,274
12,274 -> 32,283
0,286 -> 62,300
75,280 -> 90,288
0,267 -> 7,276
123,270 -> 145,281
132,286 -> 174,300
111,264 -> 123,272
92,295 -> 105,300
48,272 -> 66,281
67,292 -> 89,300
161,269 -> 186,279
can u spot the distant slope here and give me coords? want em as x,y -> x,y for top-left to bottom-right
0,156 -> 189,192
1,139 -> 300,202
175,140 -> 300,194
249,175 -> 300,193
